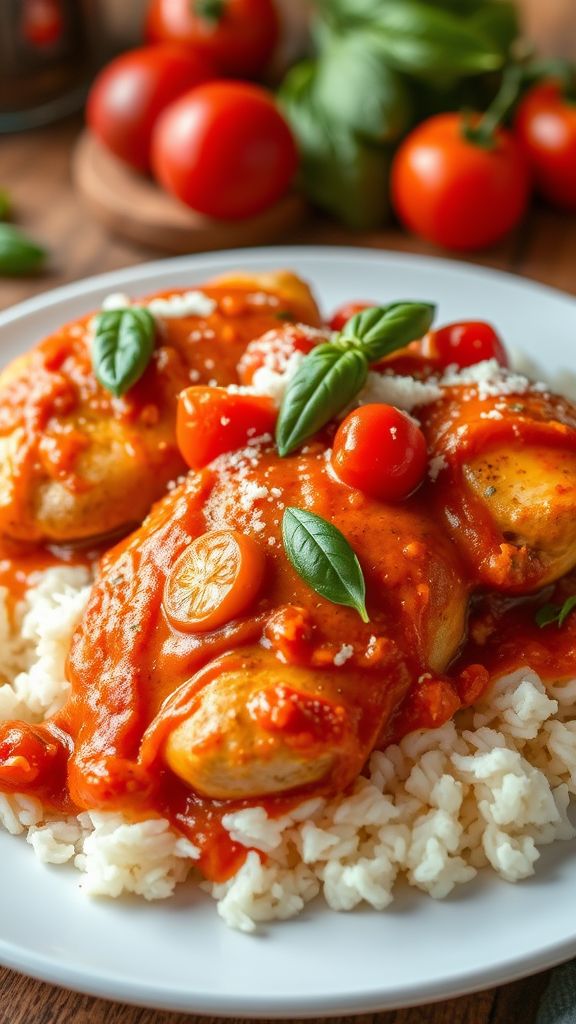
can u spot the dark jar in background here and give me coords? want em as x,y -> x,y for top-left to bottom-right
0,0 -> 94,132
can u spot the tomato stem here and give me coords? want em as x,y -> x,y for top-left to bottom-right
463,64 -> 524,150
193,0 -> 226,22
525,56 -> 576,103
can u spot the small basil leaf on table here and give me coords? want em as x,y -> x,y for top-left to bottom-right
92,307 -> 156,398
0,224 -> 46,276
276,343 -> 368,457
371,2 -> 504,78
282,507 -> 369,622
536,596 -> 576,629
342,302 -> 436,362
314,31 -> 413,144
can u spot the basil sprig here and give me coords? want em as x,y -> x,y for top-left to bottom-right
0,224 -> 46,276
92,307 -> 156,398
282,507 -> 369,622
341,302 -> 436,362
535,596 -> 576,630
276,301 -> 435,456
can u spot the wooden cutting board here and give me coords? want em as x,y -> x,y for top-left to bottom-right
72,130 -> 308,254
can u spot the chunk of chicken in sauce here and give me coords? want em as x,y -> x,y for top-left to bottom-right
0,438 -> 469,812
421,383 -> 576,592
0,271 -> 321,545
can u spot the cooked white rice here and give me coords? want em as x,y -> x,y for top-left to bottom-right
1,569 -> 575,932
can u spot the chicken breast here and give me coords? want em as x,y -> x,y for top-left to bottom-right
0,271 -> 321,545
422,382 -> 576,592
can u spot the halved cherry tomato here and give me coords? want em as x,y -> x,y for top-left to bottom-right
391,113 -> 531,251
423,321 -> 508,369
515,80 -> 576,211
145,0 -> 279,80
237,324 -> 324,385
86,45 -> 215,172
331,404 -> 427,502
328,301 -> 376,333
151,81 -> 298,219
163,529 -> 265,632
177,386 -> 277,468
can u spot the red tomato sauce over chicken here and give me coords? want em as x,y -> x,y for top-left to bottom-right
0,302 -> 575,885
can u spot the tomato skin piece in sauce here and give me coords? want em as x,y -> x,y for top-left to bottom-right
163,529 -> 266,633
424,320 -> 508,369
331,404 -> 428,501
176,386 -> 277,468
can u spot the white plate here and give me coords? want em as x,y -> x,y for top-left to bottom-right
1,247 -> 576,1017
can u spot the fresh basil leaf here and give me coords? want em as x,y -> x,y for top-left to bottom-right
0,224 -> 46,276
371,3 -> 504,79
276,343 -> 368,456
282,507 -> 369,622
468,2 -> 519,56
314,31 -> 413,144
279,61 -> 391,229
92,307 -> 156,398
342,302 -> 436,362
316,0 -> 485,32
536,596 -> 576,629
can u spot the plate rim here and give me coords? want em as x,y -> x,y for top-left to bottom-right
1,245 -> 576,1016
1,245 -> 575,329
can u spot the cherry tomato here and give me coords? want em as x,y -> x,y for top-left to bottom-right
177,386 -> 277,468
515,81 -> 576,212
424,321 -> 508,369
86,45 -> 215,172
152,81 -> 298,219
391,113 -> 531,251
328,301 -> 376,333
331,404 -> 427,502
145,0 -> 279,79
237,324 -> 325,385
163,529 -> 265,633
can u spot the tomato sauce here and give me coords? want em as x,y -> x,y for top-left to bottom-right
0,305 -> 575,883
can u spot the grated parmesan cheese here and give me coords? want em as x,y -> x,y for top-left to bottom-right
333,644 -> 354,667
101,292 -> 131,311
428,454 -> 448,482
357,372 -> 442,412
147,291 -> 217,319
440,359 -> 548,400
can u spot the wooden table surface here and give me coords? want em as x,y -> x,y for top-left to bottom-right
1,113 -> 576,1024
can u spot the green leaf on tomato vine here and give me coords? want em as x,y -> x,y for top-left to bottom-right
282,507 -> 369,622
92,307 -> 156,398
370,2 -> 505,79
314,31 -> 414,144
279,60 -> 391,229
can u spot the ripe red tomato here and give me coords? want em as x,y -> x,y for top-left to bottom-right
328,301 -> 376,333
152,81 -> 298,219
424,321 -> 508,369
177,387 -> 277,468
145,0 -> 279,79
515,81 -> 576,212
391,113 -> 532,251
86,45 -> 215,172
238,324 -> 324,385
331,404 -> 427,502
